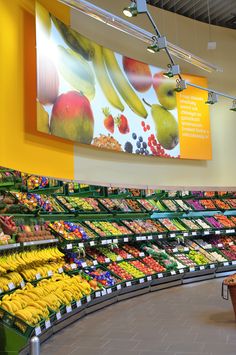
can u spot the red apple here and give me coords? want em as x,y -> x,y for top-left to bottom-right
153,72 -> 165,91
50,91 -> 94,144
122,56 -> 152,93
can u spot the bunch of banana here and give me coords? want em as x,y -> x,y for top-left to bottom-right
51,16 -> 148,117
0,271 -> 23,292
0,248 -> 64,274
20,261 -> 64,281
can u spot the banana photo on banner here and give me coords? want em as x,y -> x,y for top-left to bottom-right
36,2 -> 211,160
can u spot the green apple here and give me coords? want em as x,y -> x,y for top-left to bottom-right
155,80 -> 177,110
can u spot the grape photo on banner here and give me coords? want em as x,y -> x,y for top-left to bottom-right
36,2 -> 211,160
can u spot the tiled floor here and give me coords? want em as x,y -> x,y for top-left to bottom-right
41,279 -> 236,355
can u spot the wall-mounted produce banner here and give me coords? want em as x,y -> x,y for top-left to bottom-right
36,2 -> 212,160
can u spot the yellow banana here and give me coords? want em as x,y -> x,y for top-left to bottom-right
103,48 -> 148,118
91,43 -> 124,111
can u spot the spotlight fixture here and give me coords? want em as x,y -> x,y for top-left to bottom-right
163,64 -> 180,78
205,92 -> 218,105
174,79 -> 187,92
147,36 -> 167,53
123,1 -> 138,18
230,100 -> 236,112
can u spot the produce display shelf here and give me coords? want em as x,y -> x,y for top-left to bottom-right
22,239 -> 59,247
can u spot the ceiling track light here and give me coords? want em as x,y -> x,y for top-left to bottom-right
123,1 -> 138,18
174,79 -> 187,92
163,64 -> 180,78
205,92 -> 218,105
230,100 -> 236,112
147,35 -> 167,53
58,0 -> 222,73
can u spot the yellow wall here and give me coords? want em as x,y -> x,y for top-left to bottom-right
0,0 -> 74,180
1,0 -> 236,188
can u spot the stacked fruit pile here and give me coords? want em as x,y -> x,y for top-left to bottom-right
181,218 -> 201,230
137,199 -> 156,211
159,218 -> 186,232
122,244 -> 141,258
214,215 -> 235,228
204,217 -> 223,229
161,200 -> 179,211
175,199 -> 191,211
16,223 -> 55,243
84,221 -> 132,237
98,198 -> 132,212
49,221 -> 96,241
200,199 -> 216,210
142,256 -> 166,273
188,251 -> 210,265
107,263 -> 133,280
175,254 -> 196,267
214,199 -> 231,210
85,268 -> 120,287
0,273 -> 93,328
57,196 -> 102,212
186,200 -> 204,211
12,192 -> 65,213
117,261 -> 145,278
122,219 -> 166,234
130,260 -> 155,275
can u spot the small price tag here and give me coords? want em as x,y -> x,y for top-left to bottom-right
117,284 -> 122,290
147,276 -> 152,281
210,264 -> 215,269
113,239 -> 118,244
35,326 -> 41,336
226,230 -> 231,234
215,231 -> 221,235
105,258 -> 110,263
139,252 -> 145,257
107,239 -> 112,244
66,305 -> 72,313
158,273 -> 163,278
206,244 -> 212,249
127,254 -> 132,259
232,229 -> 235,233
101,240 -> 107,245
204,231 -> 210,235
171,270 -> 176,275
107,288 -> 112,294
195,246 -> 200,251
76,300 -> 82,308
95,291 -> 101,298
8,282 -> 15,291
47,270 -> 53,277
79,243 -> 84,248
200,266 -> 205,270
218,243 -> 223,248
148,236 -> 153,240
173,248 -> 178,253
224,262 -> 229,266
222,284 -> 228,300
139,278 -> 144,283
35,273 -> 41,280
141,236 -> 146,241
56,312 -> 61,320
183,233 -> 188,237
124,238 -> 128,242
87,295 -> 91,302
170,233 -> 176,238
232,261 -> 236,265
58,267 -> 63,274
136,236 -> 141,241
67,244 -> 72,250
90,241 -> 95,246
116,256 -> 122,261
179,269 -> 184,273
192,232 -> 197,236
81,262 -> 87,268
158,234 -> 163,239
45,320 -> 51,329
126,281 -> 132,287
184,247 -> 189,252
93,261 -> 98,266
71,263 -> 77,270
20,280 -> 25,289
189,267 -> 195,272
229,242 -> 234,246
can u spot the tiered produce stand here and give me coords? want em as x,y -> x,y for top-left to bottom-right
1,170 -> 236,354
